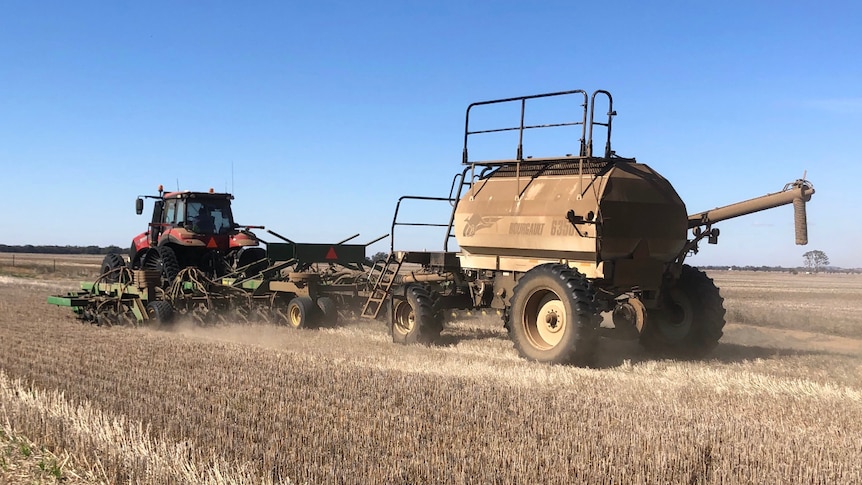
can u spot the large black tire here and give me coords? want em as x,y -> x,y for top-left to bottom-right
317,296 -> 338,327
640,265 -> 726,358
286,296 -> 318,329
390,285 -> 443,344
236,247 -> 268,277
146,300 -> 174,326
143,246 -> 181,285
199,249 -> 230,280
508,263 -> 598,365
100,253 -> 127,282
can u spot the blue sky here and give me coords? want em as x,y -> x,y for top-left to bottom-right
1,1 -> 860,267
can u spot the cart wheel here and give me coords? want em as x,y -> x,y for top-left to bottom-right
146,300 -> 174,326
390,285 -> 442,344
317,296 -> 338,327
286,296 -> 318,329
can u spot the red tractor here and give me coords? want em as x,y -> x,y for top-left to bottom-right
100,185 -> 266,283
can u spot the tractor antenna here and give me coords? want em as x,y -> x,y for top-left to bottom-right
231,160 -> 235,194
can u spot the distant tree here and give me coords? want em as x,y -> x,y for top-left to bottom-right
803,250 -> 829,273
365,251 -> 389,266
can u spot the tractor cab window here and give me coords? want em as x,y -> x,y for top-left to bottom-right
186,199 -> 234,234
164,200 -> 184,226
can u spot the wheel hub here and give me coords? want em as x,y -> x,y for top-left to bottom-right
289,305 -> 302,328
526,295 -> 567,349
394,301 -> 415,333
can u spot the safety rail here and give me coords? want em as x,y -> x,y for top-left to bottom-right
462,89 -> 616,166
389,195 -> 456,254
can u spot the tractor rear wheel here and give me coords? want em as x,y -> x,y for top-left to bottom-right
100,253 -> 128,282
199,249 -> 229,280
286,296 -> 318,329
146,300 -> 174,326
508,263 -> 598,365
640,265 -> 726,358
143,246 -> 181,285
390,285 -> 442,344
236,247 -> 268,277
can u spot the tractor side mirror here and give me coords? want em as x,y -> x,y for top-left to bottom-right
135,197 -> 144,215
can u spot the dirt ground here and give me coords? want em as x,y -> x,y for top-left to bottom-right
2,270 -> 860,374
2,263 -> 862,483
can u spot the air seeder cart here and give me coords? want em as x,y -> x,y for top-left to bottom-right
48,88 -> 815,366
360,89 -> 814,364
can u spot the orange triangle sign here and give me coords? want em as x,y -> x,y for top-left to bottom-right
325,246 -> 338,260
207,237 -> 219,248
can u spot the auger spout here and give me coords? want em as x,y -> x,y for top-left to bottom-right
687,179 -> 815,245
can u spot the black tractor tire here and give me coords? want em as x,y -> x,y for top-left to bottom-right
317,296 -> 339,327
640,264 -> 726,358
237,247 -> 269,277
199,249 -> 230,280
130,245 -> 146,270
100,253 -> 127,282
390,285 -> 443,345
146,300 -> 174,326
286,296 -> 318,329
508,263 -> 598,365
143,246 -> 181,285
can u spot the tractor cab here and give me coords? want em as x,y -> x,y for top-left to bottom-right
128,186 -> 263,282
162,192 -> 235,236
136,189 -> 237,247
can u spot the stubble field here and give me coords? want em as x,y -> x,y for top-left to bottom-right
1,255 -> 861,484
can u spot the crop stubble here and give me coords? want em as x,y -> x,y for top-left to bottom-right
1,261 -> 861,484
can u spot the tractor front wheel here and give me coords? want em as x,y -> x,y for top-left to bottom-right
100,253 -> 128,282
143,246 -> 181,285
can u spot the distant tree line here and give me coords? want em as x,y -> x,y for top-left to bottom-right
0,244 -> 124,255
700,265 -> 860,274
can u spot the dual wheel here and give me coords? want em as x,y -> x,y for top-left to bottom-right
141,246 -> 181,285
281,296 -> 338,329
390,285 -> 443,345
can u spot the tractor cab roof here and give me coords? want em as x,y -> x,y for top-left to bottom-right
162,190 -> 234,200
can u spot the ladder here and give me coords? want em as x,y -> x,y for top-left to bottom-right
360,253 -> 403,319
